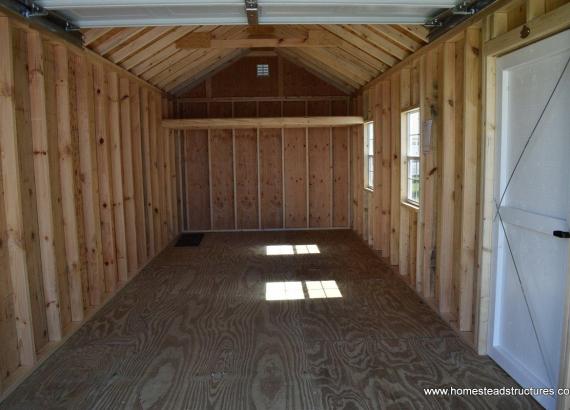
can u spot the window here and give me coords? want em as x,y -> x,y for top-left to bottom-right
364,121 -> 374,189
403,109 -> 420,205
256,63 -> 269,77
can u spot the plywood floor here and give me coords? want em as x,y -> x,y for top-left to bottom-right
1,231 -> 540,410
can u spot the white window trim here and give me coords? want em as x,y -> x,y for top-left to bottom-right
364,121 -> 374,190
401,108 -> 420,207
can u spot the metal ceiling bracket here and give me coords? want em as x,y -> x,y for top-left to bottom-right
21,2 -> 47,17
0,0 -> 83,46
245,0 -> 259,25
424,18 -> 443,28
64,20 -> 80,31
426,0 -> 494,41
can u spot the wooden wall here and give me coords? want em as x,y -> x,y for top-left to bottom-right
352,22 -> 484,346
351,0 -> 570,349
174,55 -> 351,232
178,126 -> 351,232
0,15 -> 178,398
173,56 -> 350,119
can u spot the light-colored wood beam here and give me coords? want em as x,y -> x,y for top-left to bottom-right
459,28 -> 481,332
369,25 -> 423,52
109,26 -> 174,64
282,47 -> 371,86
130,26 -> 221,77
129,82 -> 148,267
325,25 -> 399,67
27,31 -> 63,341
121,26 -> 198,70
162,49 -> 241,92
75,54 -> 104,307
54,44 -> 85,322
107,71 -> 128,283
82,27 -> 113,46
436,42 -> 456,315
175,30 -> 340,48
317,25 -> 389,72
484,1 -> 570,56
119,77 -> 138,276
348,25 -> 410,60
92,27 -> 146,56
146,26 -> 245,84
171,49 -> 249,96
0,17 -> 36,367
162,116 -> 364,130
273,49 -> 356,94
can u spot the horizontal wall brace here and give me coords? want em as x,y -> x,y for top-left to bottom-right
162,116 -> 364,129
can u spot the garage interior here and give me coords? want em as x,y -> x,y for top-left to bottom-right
0,0 -> 569,408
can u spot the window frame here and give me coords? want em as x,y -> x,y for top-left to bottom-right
364,121 -> 374,190
401,108 -> 421,207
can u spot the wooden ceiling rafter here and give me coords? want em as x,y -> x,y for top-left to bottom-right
92,27 -> 146,56
161,48 -> 243,91
131,25 -> 221,77
82,27 -> 114,46
369,25 -> 423,52
277,49 -> 358,94
276,25 -> 379,84
140,26 -> 235,80
170,49 -> 250,95
108,26 -> 176,64
81,23 -> 430,94
121,26 -> 199,70
149,26 -> 248,86
316,25 -> 389,72
321,25 -> 399,66
347,25 -> 411,60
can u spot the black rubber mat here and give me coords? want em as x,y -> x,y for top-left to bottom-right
175,233 -> 204,247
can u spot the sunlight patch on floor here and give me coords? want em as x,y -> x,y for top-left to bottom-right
265,281 -> 305,300
265,280 -> 341,300
306,280 -> 342,299
265,244 -> 320,255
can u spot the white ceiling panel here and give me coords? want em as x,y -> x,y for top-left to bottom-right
36,0 -> 456,27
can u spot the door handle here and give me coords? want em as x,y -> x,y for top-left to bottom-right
553,230 -> 570,238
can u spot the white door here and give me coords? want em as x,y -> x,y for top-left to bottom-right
489,30 -> 570,410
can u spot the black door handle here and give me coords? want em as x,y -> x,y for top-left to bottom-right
553,230 -> 570,238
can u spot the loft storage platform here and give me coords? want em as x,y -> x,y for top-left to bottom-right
162,116 -> 364,129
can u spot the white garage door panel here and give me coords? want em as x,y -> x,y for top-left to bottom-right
35,0 -> 455,26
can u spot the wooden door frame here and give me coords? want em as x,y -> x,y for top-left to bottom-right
476,7 -> 570,409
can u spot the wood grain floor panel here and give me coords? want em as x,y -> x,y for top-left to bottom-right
0,231 -> 540,410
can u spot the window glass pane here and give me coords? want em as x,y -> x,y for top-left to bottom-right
408,133 -> 420,157
368,156 -> 374,188
407,110 -> 420,157
407,159 -> 420,203
367,123 -> 374,155
365,122 -> 374,189
408,110 -> 420,135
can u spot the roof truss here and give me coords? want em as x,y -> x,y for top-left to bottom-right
81,24 -> 429,94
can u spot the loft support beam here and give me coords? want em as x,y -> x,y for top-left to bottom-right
175,30 -> 340,49
162,116 -> 364,130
